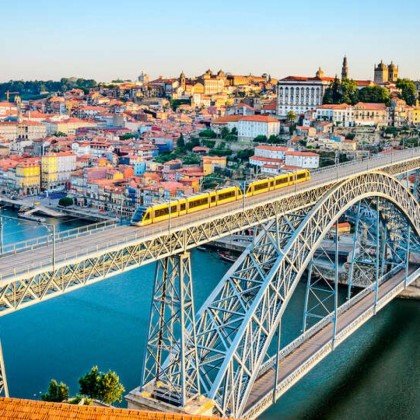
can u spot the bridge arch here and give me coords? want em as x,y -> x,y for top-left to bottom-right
194,171 -> 420,417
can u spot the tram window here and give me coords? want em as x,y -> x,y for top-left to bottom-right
211,196 -> 216,203
155,207 -> 169,217
276,177 -> 288,185
189,197 -> 209,208
297,173 -> 305,180
180,203 -> 186,211
170,205 -> 177,213
254,182 -> 268,191
218,191 -> 235,201
144,212 -> 150,220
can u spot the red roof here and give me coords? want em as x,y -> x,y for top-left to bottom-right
240,115 -> 279,123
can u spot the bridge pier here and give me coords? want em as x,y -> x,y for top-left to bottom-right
132,251 -> 215,416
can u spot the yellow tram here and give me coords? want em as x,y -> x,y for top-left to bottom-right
130,170 -> 310,226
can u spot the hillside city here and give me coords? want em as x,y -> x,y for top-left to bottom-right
0,56 -> 419,219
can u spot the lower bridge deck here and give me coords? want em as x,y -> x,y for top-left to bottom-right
244,264 -> 420,418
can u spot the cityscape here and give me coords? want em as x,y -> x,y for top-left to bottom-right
0,1 -> 419,419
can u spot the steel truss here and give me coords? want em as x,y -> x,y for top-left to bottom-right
140,252 -> 200,407
1,156 -> 420,316
0,339 -> 8,397
161,172 -> 420,418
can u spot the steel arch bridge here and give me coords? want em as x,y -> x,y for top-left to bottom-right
136,171 -> 420,418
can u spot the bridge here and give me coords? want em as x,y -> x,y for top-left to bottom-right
0,148 -> 419,417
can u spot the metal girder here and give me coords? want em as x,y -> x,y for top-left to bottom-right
140,252 -> 200,407
0,153 -> 419,315
173,171 -> 420,418
0,339 -> 8,397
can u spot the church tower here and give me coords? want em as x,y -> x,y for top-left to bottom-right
179,71 -> 186,90
341,56 -> 349,79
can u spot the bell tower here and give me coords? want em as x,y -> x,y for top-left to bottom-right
341,56 -> 349,79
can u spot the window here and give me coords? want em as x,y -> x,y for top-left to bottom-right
154,207 -> 170,218
189,197 -> 209,208
218,190 -> 236,201
254,182 -> 269,191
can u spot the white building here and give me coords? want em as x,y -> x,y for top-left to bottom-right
315,104 -> 354,127
285,151 -> 320,169
237,115 -> 280,141
277,68 -> 333,117
254,145 -> 290,160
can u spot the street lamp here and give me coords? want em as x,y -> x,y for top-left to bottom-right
40,222 -> 56,270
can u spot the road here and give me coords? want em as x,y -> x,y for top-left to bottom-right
243,265 -> 419,414
0,148 -> 418,283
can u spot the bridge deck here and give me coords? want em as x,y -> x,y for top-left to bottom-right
244,265 -> 419,414
0,149 -> 418,283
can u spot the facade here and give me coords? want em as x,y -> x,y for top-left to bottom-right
237,115 -> 280,141
42,152 -> 76,190
277,68 -> 334,117
341,56 -> 349,79
15,160 -> 41,194
284,151 -> 320,169
353,102 -> 388,126
315,104 -> 354,127
254,145 -> 289,160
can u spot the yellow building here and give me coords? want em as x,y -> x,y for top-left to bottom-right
201,156 -> 227,175
41,154 -> 58,190
16,160 -> 41,194
409,107 -> 420,125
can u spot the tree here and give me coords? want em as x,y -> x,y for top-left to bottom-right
220,126 -> 230,139
286,111 -> 297,122
79,366 -> 125,405
253,135 -> 267,143
79,366 -> 100,398
358,85 -> 390,105
396,78 -> 417,106
176,133 -> 185,150
58,197 -> 73,207
42,379 -> 69,402
323,77 -> 358,105
97,371 -> 125,405
199,129 -> 217,139
119,133 -> 136,140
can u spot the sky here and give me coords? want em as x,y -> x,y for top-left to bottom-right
1,0 -> 419,83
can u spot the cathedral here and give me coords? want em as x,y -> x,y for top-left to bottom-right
374,61 -> 399,84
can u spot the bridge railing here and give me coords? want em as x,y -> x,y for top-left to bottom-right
0,219 -> 117,256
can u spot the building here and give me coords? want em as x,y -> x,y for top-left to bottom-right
374,61 -> 399,84
284,151 -> 320,169
237,115 -> 280,141
353,102 -> 388,126
277,68 -> 334,117
254,145 -> 289,160
201,156 -> 227,175
15,159 -> 41,195
315,104 -> 354,127
41,152 -> 76,191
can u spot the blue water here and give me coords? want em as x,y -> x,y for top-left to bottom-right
0,212 -> 419,418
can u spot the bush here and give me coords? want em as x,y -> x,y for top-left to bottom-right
58,197 -> 73,207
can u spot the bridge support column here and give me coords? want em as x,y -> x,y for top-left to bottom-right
405,226 -> 411,288
347,201 -> 361,300
332,223 -> 339,350
272,321 -> 281,404
413,169 -> 420,200
138,252 -> 203,410
0,339 -> 9,397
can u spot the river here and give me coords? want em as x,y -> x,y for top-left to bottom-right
0,210 -> 418,419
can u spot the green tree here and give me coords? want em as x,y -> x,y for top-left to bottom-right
396,78 -> 417,106
323,77 -> 358,105
176,133 -> 185,149
199,129 -> 217,139
220,126 -> 230,139
42,379 -> 69,402
58,197 -> 73,207
79,366 -> 124,405
253,135 -> 268,143
97,371 -> 125,405
119,133 -> 136,140
286,111 -> 297,122
79,366 -> 101,398
358,85 -> 390,105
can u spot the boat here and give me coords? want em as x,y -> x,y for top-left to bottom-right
217,250 -> 237,263
197,246 -> 207,251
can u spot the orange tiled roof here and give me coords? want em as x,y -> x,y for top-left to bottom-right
0,397 -> 219,420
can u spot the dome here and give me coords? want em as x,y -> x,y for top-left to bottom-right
388,62 -> 397,70
315,67 -> 325,78
376,61 -> 387,70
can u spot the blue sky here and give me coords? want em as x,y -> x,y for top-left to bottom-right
1,0 -> 419,82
